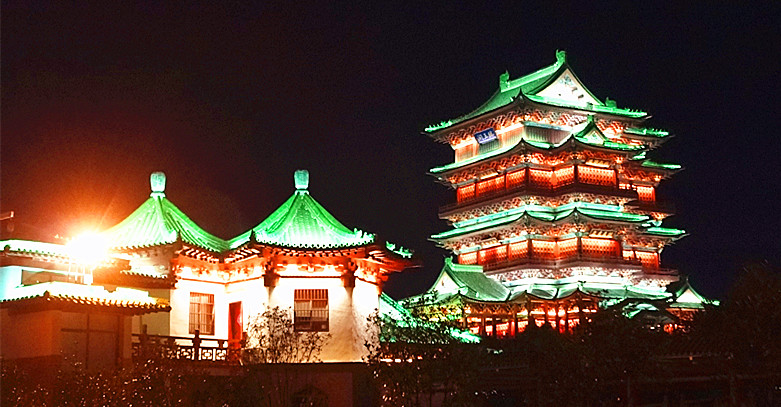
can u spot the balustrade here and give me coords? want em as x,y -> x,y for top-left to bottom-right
131,329 -> 244,365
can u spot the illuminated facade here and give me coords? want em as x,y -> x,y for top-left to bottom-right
403,51 -> 714,336
1,170 -> 415,369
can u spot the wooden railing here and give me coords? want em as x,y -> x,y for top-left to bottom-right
441,182 -> 636,215
131,329 -> 244,365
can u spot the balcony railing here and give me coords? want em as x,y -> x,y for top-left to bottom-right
481,254 -> 638,272
441,182 -> 637,216
131,330 -> 243,365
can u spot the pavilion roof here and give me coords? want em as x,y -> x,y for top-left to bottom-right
229,170 -> 375,250
666,277 -> 719,308
0,281 -> 170,314
429,118 -> 644,174
380,291 -> 481,343
425,51 -> 646,133
102,172 -> 228,253
406,258 -> 510,303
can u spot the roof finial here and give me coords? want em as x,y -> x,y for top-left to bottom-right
150,172 -> 166,197
294,169 -> 309,191
556,49 -> 567,64
499,71 -> 510,91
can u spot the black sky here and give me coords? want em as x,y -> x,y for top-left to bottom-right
2,2 -> 779,300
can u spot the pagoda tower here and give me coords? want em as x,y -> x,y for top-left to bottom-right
404,51 -> 706,336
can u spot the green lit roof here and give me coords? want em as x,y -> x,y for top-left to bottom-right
624,127 -> 670,138
430,119 -> 643,174
645,227 -> 686,237
102,172 -> 228,253
229,170 -> 375,249
640,160 -> 682,170
439,257 -> 510,301
510,277 -> 671,301
425,51 -> 646,133
380,291 -> 481,343
667,277 -> 719,308
432,203 -> 650,241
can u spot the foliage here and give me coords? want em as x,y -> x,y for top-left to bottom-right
364,310 -> 484,406
690,261 -> 781,404
0,341 -> 201,407
238,306 -> 331,407
243,306 -> 329,365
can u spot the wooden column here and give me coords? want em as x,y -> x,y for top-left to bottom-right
526,301 -> 535,328
480,312 -> 486,336
513,308 -> 519,337
564,302 -> 570,333
543,304 -> 549,326
491,311 -> 497,337
554,304 -> 560,332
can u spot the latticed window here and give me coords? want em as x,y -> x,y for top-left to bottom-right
558,238 -> 579,257
531,240 -> 556,259
479,246 -> 507,265
637,185 -> 655,202
578,166 -> 616,186
508,241 -> 528,259
636,251 -> 659,269
189,292 -> 215,335
476,176 -> 503,197
553,166 -> 575,187
294,289 -> 329,332
529,169 -> 552,188
582,238 -> 618,258
457,183 -> 476,202
459,251 -> 478,265
506,169 -> 526,189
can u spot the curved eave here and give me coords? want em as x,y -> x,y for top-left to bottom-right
624,127 -> 671,139
104,196 -> 229,254
430,131 -> 645,176
513,286 -> 670,302
424,54 -> 567,134
0,293 -> 171,315
432,208 -> 649,242
643,227 -> 687,240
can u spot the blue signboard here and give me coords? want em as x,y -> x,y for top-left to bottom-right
473,128 -> 498,144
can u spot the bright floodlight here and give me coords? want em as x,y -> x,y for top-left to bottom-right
67,232 -> 109,265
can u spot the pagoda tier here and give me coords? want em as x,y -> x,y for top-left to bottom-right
407,51 -> 702,336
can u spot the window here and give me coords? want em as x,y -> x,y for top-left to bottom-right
189,292 -> 215,335
294,289 -> 329,332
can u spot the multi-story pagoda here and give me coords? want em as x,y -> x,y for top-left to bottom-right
404,51 -> 713,336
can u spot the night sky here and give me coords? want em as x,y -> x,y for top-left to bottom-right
2,2 -> 779,300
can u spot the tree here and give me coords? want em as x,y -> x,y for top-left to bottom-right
364,310 -> 484,407
235,306 -> 330,407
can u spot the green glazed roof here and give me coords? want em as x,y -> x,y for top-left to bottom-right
432,203 -> 650,241
430,119 -> 643,174
103,173 -> 228,252
624,127 -> 670,138
439,257 -> 510,301
640,160 -> 682,170
425,51 -> 646,132
645,227 -> 686,237
666,277 -> 719,308
229,170 -> 375,249
425,52 -> 567,132
380,291 -> 481,343
510,277 -> 671,301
